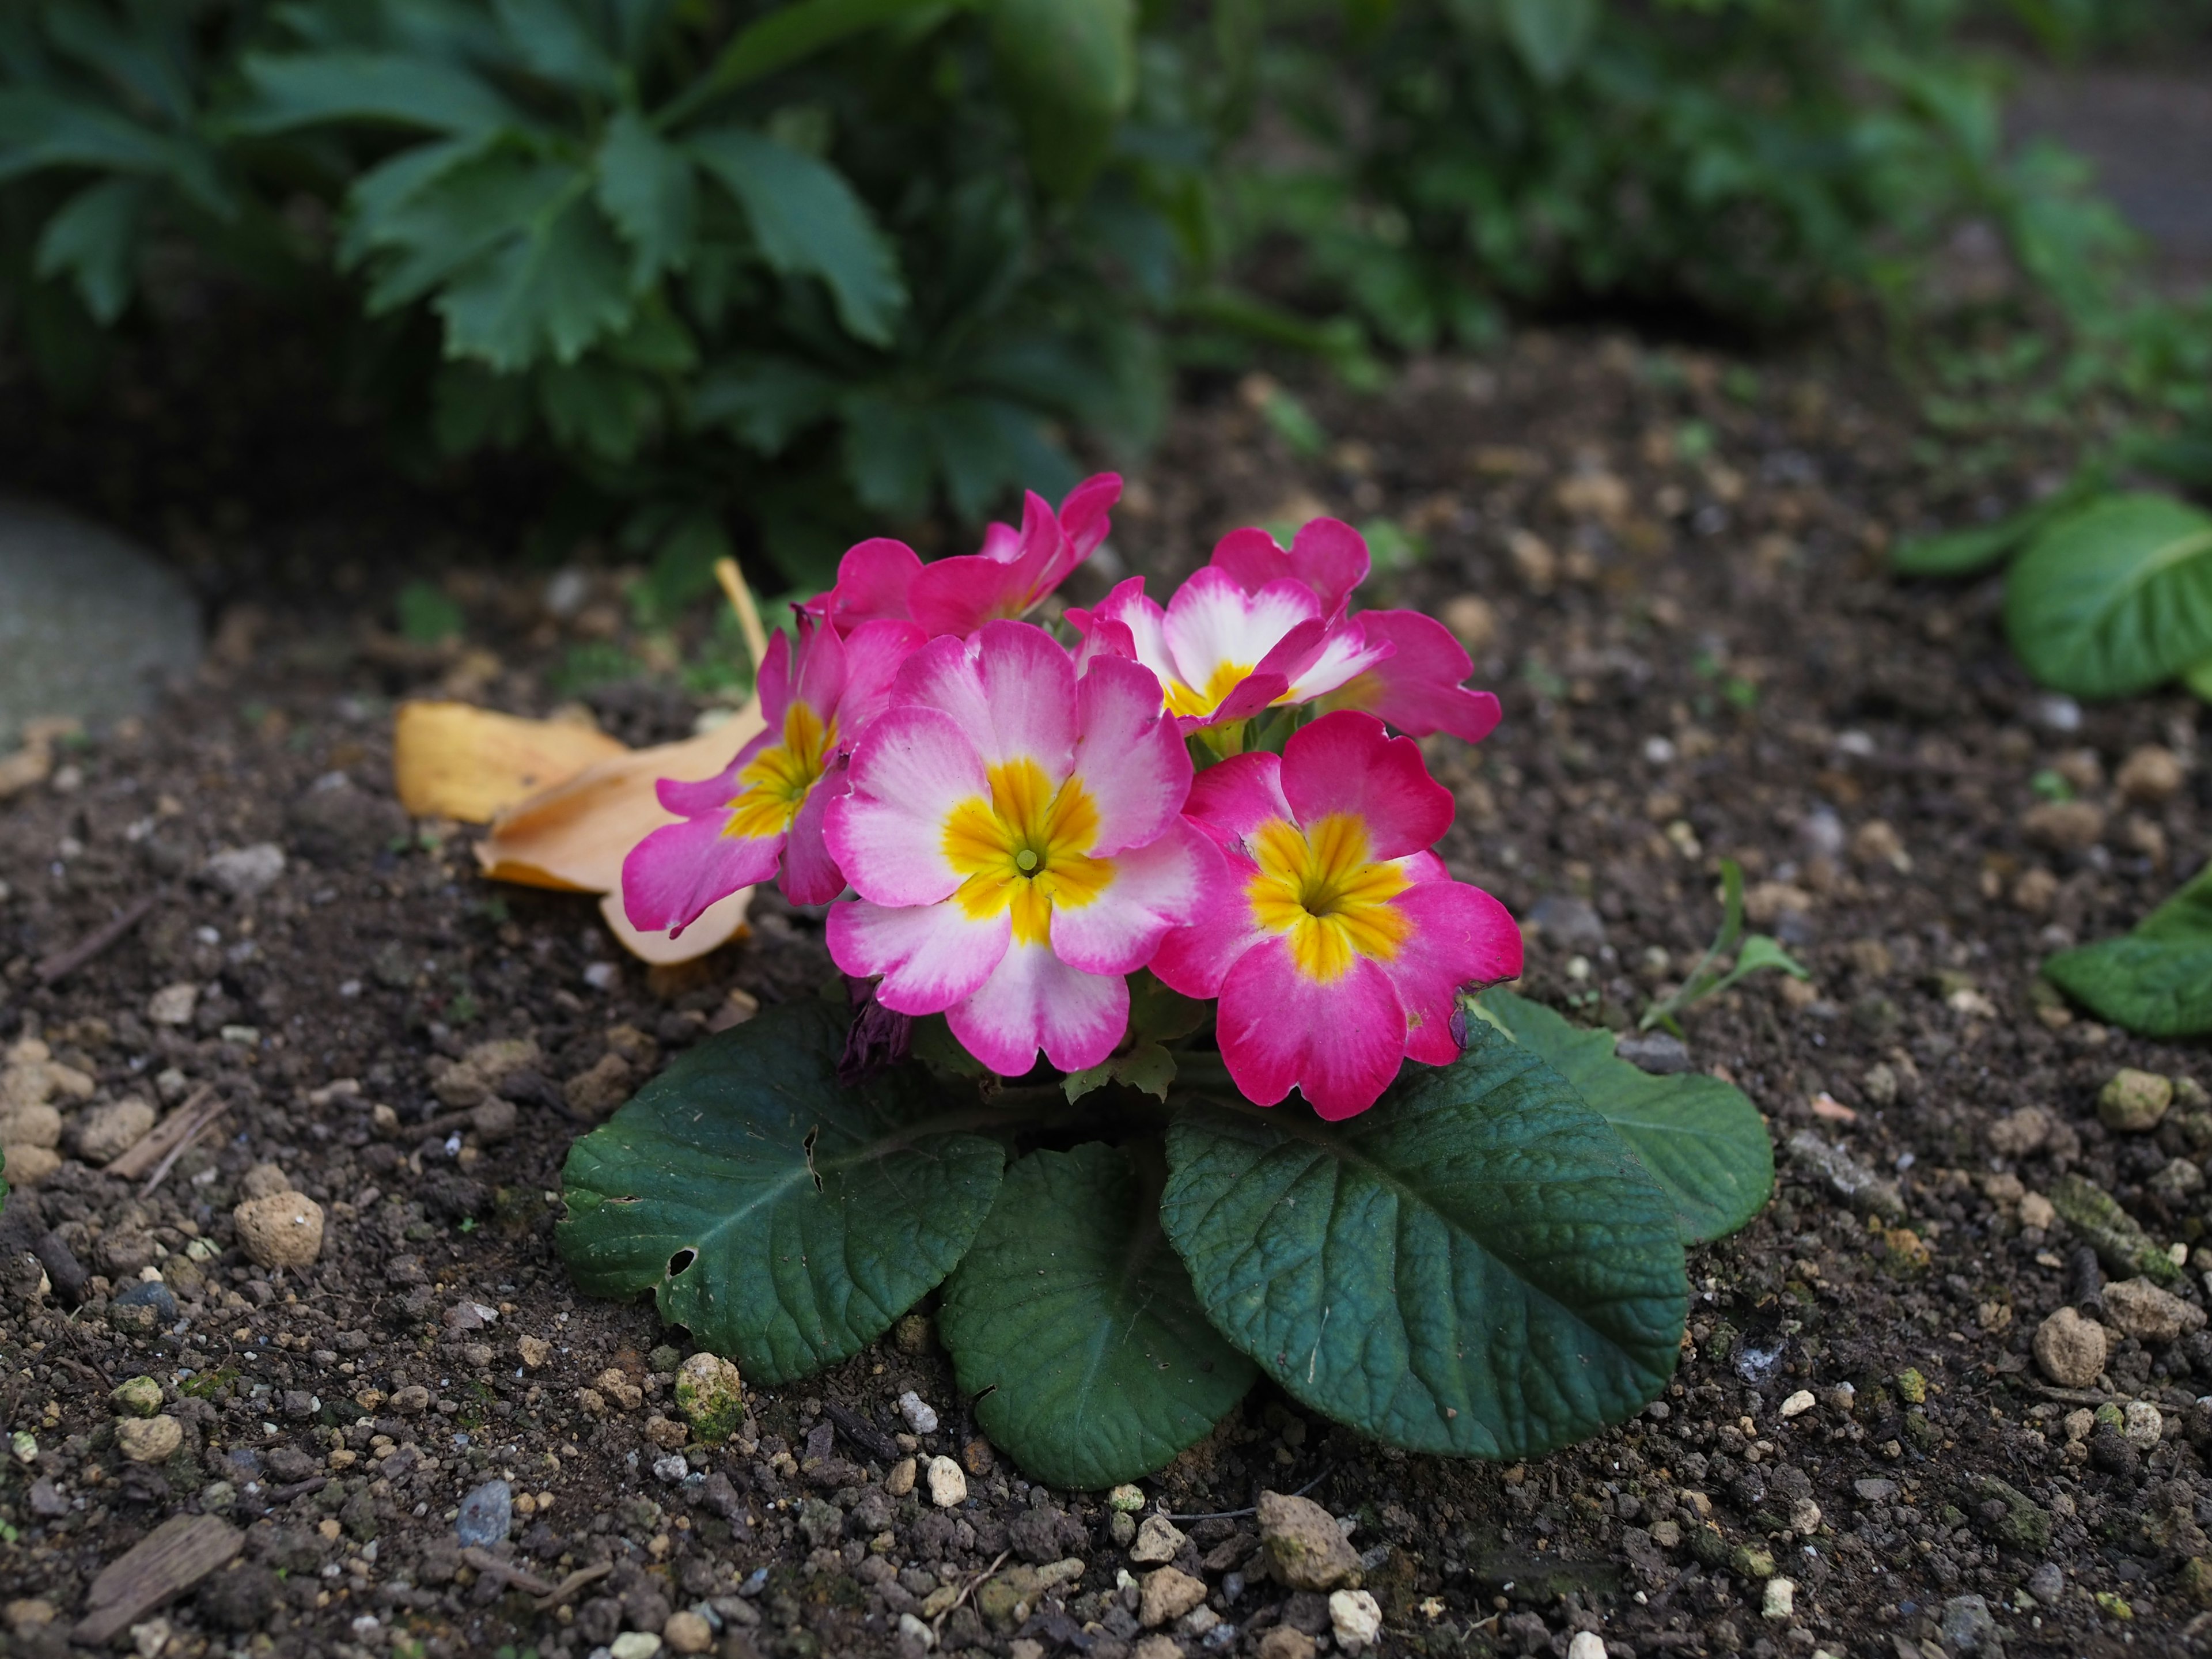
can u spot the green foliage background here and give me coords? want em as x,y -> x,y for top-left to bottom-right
0,0 -> 2196,582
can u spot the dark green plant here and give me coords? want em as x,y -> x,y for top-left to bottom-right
2044,862 -> 2212,1040
1639,858 -> 1808,1037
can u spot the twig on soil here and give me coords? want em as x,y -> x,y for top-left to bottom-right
35,893 -> 157,985
1162,1465 -> 1333,1524
110,1085 -> 226,1191
823,1400 -> 902,1464
933,1548 -> 1010,1637
531,1561 -> 613,1611
461,1548 -> 556,1598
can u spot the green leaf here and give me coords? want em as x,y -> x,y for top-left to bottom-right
0,88 -> 228,213
699,0 -> 944,94
397,579 -> 464,643
691,353 -> 843,453
2189,658 -> 2212,703
2043,862 -> 2212,1039
987,0 -> 1137,199
537,356 -> 662,461
34,176 -> 146,325
1892,512 -> 2046,578
2005,493 -> 2212,699
1476,991 -> 1772,1246
492,0 -> 621,97
1499,0 -> 1598,85
689,127 -> 906,345
238,50 -> 521,135
435,191 -> 635,371
559,1000 -> 1006,1386
595,108 -> 697,289
1716,935 -> 1810,993
841,392 -> 934,517
1162,1018 -> 1686,1460
939,1143 -> 1256,1489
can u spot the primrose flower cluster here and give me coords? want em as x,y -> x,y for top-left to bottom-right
623,476 -> 1522,1118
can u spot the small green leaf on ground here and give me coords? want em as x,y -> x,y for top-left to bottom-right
1477,990 -> 1772,1245
2043,862 -> 2212,1039
2004,493 -> 2212,699
396,580 -> 463,643
1161,1018 -> 1685,1461
558,1000 -> 1004,1386
938,1143 -> 1255,1489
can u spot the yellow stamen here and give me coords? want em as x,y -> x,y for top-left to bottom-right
1245,813 -> 1411,982
942,759 -> 1111,945
1162,660 -> 1254,721
723,702 -> 834,839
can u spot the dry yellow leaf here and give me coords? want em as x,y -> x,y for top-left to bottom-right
392,702 -> 628,824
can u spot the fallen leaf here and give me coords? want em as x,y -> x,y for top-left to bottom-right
393,702 -> 628,824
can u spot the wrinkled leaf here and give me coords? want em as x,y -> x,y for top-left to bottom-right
1499,0 -> 1598,85
2005,493 -> 2212,699
560,1001 -> 1005,1385
2043,862 -> 2212,1039
1476,991 -> 1772,1245
595,107 -> 697,288
1162,1018 -> 1685,1460
987,0 -> 1137,199
690,127 -> 904,346
939,1143 -> 1254,1488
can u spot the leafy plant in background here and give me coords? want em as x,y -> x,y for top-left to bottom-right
0,0 -> 1230,587
2044,862 -> 2212,1041
1230,0 -> 2134,351
557,495 -> 1773,1487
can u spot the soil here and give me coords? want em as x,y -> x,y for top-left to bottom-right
2,324 -> 2210,1659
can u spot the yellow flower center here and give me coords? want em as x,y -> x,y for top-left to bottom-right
1246,813 -> 1411,983
1162,660 -> 1253,721
723,703 -> 835,839
942,759 -> 1111,945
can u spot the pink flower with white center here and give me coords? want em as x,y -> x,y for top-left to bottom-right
1206,519 -> 1505,745
621,613 -> 921,934
824,621 -> 1215,1077
802,474 -> 1120,639
1151,711 -> 1521,1118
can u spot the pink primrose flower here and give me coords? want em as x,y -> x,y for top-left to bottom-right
824,620 -> 1215,1076
804,473 -> 1121,639
1151,711 -> 1521,1118
621,613 -> 921,934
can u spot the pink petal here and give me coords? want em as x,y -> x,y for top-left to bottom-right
1070,657 -> 1190,855
1278,617 -> 1393,704
1178,751 -> 1292,850
1076,578 -> 1177,688
1210,517 -> 1369,615
949,942 -> 1128,1075
828,705 -> 988,906
1161,570 -> 1321,703
908,492 -> 1059,636
809,537 -> 922,631
834,618 -> 927,736
1056,472 -> 1122,562
1048,819 -> 1216,975
790,613 -> 847,716
778,755 -> 849,906
1279,711 -> 1452,860
621,811 -> 782,938
893,623 -> 1077,775
1216,938 -> 1407,1119
755,628 -> 793,725
828,898 -> 1009,1014
1317,609 -> 1502,743
1141,838 -> 1262,998
655,734 -> 767,819
1377,879 -> 1524,1065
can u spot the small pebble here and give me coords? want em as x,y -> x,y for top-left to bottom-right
1567,1634 -> 1606,1659
1779,1389 -> 1815,1418
109,1376 -> 163,1418
454,1479 -> 512,1547
115,1416 -> 181,1464
897,1390 -> 939,1435
926,1455 -> 966,1508
2032,1306 -> 2107,1389
661,1610 -> 713,1654
884,1457 -> 916,1497
1107,1483 -> 1146,1512
1328,1588 -> 1381,1651
609,1634 -> 662,1659
1763,1578 -> 1795,1620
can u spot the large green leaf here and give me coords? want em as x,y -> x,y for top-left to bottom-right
237,50 -> 521,135
699,0 -> 944,94
1476,991 -> 1771,1245
435,191 -> 635,370
1499,0 -> 1598,85
34,176 -> 146,324
987,0 -> 1137,199
1161,1019 -> 1685,1461
559,1000 -> 1006,1387
2190,658 -> 2212,703
2043,862 -> 2212,1039
355,155 -> 579,313
595,108 -> 697,288
2005,493 -> 2212,699
689,128 -> 905,345
939,1143 -> 1256,1489
491,0 -> 622,97
0,88 -> 227,212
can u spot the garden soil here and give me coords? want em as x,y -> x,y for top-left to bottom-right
1,328 -> 2208,1659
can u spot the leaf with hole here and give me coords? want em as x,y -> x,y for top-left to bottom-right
1476,991 -> 1771,1245
1162,1017 -> 1685,1460
2043,862 -> 2212,1039
558,999 -> 1005,1385
2004,493 -> 2212,699
938,1143 -> 1255,1488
